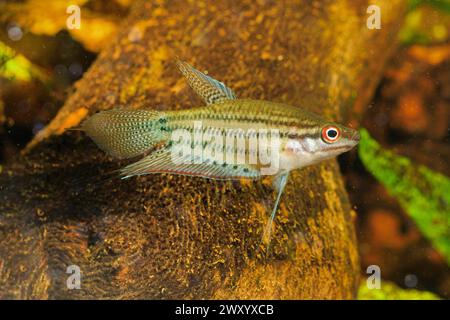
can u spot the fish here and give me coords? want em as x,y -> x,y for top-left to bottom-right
80,60 -> 360,249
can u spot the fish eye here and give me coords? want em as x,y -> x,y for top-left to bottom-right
321,126 -> 340,143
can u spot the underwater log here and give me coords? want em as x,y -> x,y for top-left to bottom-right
0,0 -> 406,299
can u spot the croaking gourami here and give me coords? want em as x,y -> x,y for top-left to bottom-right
80,60 -> 360,243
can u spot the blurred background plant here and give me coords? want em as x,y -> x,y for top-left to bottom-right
344,0 -> 450,300
0,0 -> 130,161
0,0 -> 448,299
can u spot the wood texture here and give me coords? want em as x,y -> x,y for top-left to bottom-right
0,0 -> 406,299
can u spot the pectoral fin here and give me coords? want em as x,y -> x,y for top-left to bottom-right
176,60 -> 236,105
262,170 -> 290,252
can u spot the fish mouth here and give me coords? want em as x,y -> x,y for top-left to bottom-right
338,131 -> 360,152
351,131 -> 361,144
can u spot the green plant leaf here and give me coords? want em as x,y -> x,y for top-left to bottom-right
0,41 -> 49,82
358,128 -> 450,265
358,281 -> 440,300
409,0 -> 450,14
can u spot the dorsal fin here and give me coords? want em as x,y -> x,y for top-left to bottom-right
176,60 -> 236,105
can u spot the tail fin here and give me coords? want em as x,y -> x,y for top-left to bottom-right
81,109 -> 169,159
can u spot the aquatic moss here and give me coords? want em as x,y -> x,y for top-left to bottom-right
399,0 -> 450,45
0,41 -> 48,82
358,281 -> 440,300
0,41 -> 33,82
409,0 -> 450,14
358,128 -> 450,265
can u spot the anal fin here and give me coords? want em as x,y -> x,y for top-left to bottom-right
120,147 -> 260,180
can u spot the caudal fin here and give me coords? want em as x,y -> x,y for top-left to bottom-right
81,109 -> 169,159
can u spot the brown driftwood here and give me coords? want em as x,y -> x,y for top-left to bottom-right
0,0 -> 406,299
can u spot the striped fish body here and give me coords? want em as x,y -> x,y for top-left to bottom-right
82,99 -> 359,179
81,61 -> 359,180
164,99 -> 339,173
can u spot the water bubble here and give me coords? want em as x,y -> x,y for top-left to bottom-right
32,122 -> 45,135
404,274 -> 418,288
7,24 -> 23,41
68,63 -> 83,78
54,64 -> 68,76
